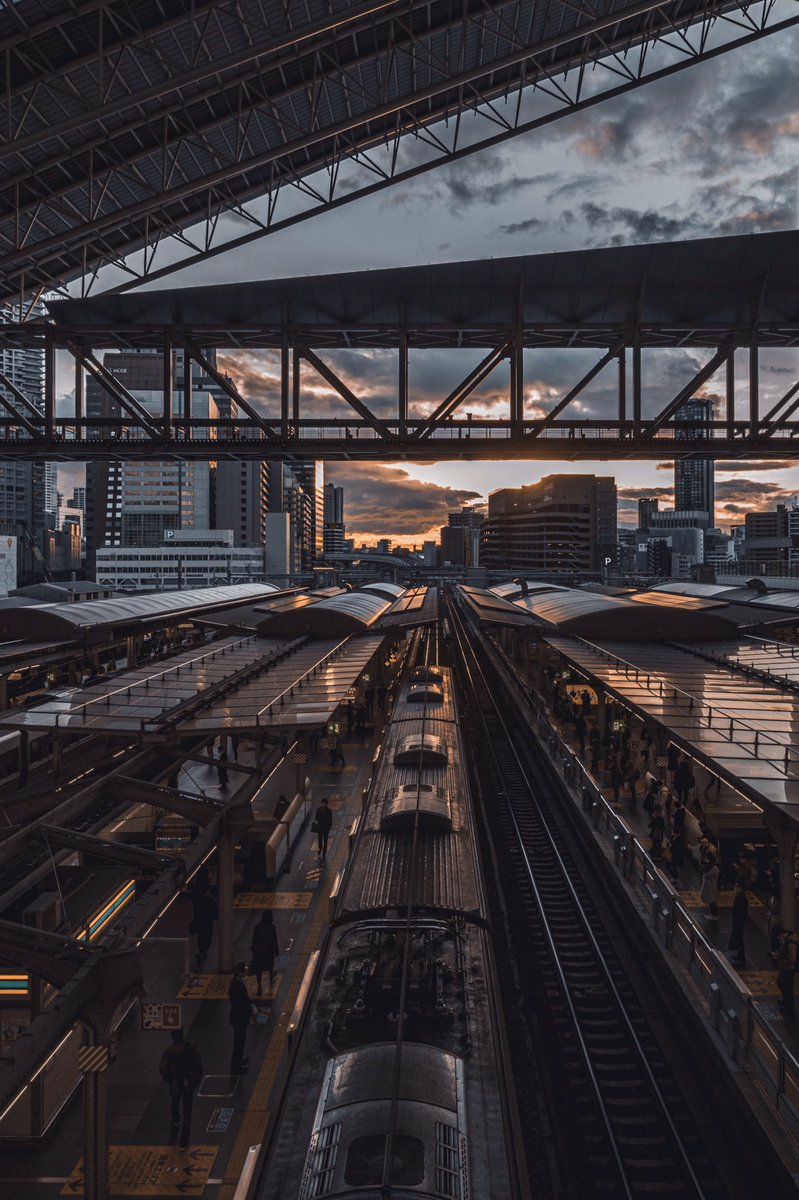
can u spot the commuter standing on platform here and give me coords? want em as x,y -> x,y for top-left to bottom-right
728,883 -> 749,969
700,847 -> 719,924
250,910 -> 280,996
574,712 -> 587,755
364,684 -> 375,714
159,1029 -> 203,1150
675,757 -> 694,807
329,736 -> 346,767
315,797 -> 333,859
377,684 -> 387,711
228,963 -> 252,1074
189,887 -> 218,970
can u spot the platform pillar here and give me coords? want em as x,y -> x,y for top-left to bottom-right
217,830 -> 235,974
767,813 -> 798,931
83,1058 -> 110,1200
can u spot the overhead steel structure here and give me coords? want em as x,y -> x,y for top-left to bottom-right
0,0 -> 795,303
0,231 -> 797,461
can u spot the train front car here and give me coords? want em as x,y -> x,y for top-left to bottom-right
256,663 -> 524,1200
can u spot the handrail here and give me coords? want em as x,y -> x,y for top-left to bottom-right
490,638 -> 799,1135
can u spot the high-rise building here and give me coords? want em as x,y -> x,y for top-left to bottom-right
638,497 -> 660,528
674,398 -> 714,524
283,467 -> 314,572
85,350 -> 218,570
216,437 -> 271,547
481,475 -> 617,575
440,506 -> 484,567
323,483 -> 345,554
289,461 -> 324,562
0,300 -> 57,579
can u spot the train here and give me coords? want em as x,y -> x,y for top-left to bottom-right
254,652 -> 527,1199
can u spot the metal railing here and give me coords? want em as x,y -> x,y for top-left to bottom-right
494,644 -> 799,1137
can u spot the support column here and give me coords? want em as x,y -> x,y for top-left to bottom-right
18,730 -> 29,789
163,339 -> 173,440
726,349 -> 735,439
767,813 -> 798,932
632,343 -> 641,437
74,355 -> 84,442
618,347 -> 626,426
217,830 -> 235,974
126,636 -> 137,669
749,344 -> 759,437
82,1057 -> 110,1200
44,332 -> 56,441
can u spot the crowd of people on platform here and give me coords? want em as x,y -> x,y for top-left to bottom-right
549,669 -> 795,1005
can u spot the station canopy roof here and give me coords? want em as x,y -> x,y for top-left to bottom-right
463,582 -> 740,639
1,632 -> 383,734
361,582 -> 406,600
257,590 -> 392,638
379,587 -> 439,630
0,584 -> 281,642
546,634 -> 799,829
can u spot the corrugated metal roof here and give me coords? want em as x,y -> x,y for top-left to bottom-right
361,582 -> 406,599
0,583 -> 280,641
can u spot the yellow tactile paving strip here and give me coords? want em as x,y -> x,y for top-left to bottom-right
216,897 -> 333,1200
678,890 -> 762,909
62,1145 -> 217,1196
740,972 -> 782,997
177,974 -> 282,1002
234,892 -> 311,910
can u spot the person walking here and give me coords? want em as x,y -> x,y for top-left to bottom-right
364,685 -> 375,714
667,742 -> 680,783
159,1029 -> 203,1149
189,887 -> 218,970
775,927 -> 798,1017
345,699 -> 354,735
250,910 -> 279,996
229,734 -> 239,762
648,804 -> 665,860
700,849 -> 720,924
574,713 -> 587,755
624,760 -> 639,808
590,734 -> 601,776
228,963 -> 252,1074
580,688 -> 591,715
728,883 -> 749,969
216,747 -> 229,790
315,797 -> 333,859
377,684 -> 387,711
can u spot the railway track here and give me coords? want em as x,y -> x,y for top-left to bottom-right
448,600 -> 731,1200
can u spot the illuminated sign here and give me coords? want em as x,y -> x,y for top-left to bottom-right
77,880 -> 136,943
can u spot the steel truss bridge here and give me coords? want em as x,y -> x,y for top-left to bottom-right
0,232 -> 797,462
0,0 -> 796,304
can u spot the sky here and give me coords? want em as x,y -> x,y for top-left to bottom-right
57,18 -> 799,545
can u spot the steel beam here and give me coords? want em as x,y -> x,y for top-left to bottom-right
643,348 -> 730,437
38,824 -> 177,872
298,345 -> 396,439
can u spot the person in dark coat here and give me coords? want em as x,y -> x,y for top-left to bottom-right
377,685 -> 387,711
675,757 -> 694,807
345,699 -> 355,734
159,1029 -> 203,1149
574,713 -> 587,754
364,685 -> 375,714
609,757 -> 623,804
228,963 -> 252,1074
250,910 -> 279,996
216,748 -> 229,789
189,888 -> 218,970
728,883 -> 749,969
667,742 -> 680,781
668,829 -> 685,884
315,797 -> 333,859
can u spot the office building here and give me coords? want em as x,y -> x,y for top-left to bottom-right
85,350 -> 218,570
481,474 -> 617,574
264,513 -> 291,578
323,483 -> 346,554
95,529 -> 264,592
674,398 -> 714,524
0,300 -> 58,580
440,506 -> 485,567
289,461 -> 324,563
216,444 -> 271,547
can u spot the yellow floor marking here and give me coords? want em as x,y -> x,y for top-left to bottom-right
217,877 -> 333,1200
178,974 -> 282,1001
234,892 -> 311,910
679,890 -> 762,909
740,971 -> 781,997
62,1145 -> 217,1196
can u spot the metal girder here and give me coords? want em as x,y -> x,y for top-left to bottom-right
113,778 -> 225,826
178,339 -> 281,442
38,824 -> 177,872
527,341 -> 626,439
0,918 -> 98,988
298,345 -> 396,439
413,342 -> 511,440
163,747 -> 260,776
0,0 -> 793,300
643,348 -> 731,436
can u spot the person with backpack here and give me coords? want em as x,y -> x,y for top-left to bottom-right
159,1029 -> 203,1149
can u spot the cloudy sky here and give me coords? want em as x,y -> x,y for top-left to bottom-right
60,19 -> 799,545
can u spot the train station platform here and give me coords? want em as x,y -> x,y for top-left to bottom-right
0,710 -> 390,1199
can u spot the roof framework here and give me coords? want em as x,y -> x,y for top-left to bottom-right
0,0 -> 794,302
0,232 -> 798,462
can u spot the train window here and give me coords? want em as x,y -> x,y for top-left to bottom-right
344,1134 -> 424,1188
